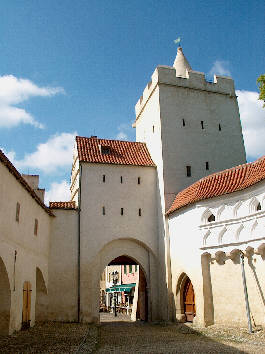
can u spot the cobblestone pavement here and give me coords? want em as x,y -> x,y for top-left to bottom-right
0,317 -> 264,353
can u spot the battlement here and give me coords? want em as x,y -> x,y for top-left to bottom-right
135,65 -> 235,119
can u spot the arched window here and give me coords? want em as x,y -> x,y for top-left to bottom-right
257,202 -> 261,211
207,214 -> 215,222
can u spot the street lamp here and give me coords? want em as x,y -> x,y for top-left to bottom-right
111,270 -> 119,317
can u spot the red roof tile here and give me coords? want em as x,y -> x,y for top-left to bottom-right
49,201 -> 77,210
0,149 -> 54,216
76,136 -> 155,167
167,155 -> 265,215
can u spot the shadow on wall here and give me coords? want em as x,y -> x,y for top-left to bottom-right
36,267 -> 48,323
0,256 -> 11,335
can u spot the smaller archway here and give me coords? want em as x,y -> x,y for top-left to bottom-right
35,267 -> 48,322
175,273 -> 196,323
0,257 -> 11,335
22,281 -> 32,329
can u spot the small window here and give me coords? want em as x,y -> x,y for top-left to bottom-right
102,206 -> 105,215
182,119 -> 186,127
186,166 -> 191,177
201,121 -> 204,129
138,177 -> 141,185
121,208 -> 124,215
101,146 -> 110,155
218,124 -> 222,131
129,265 -> 132,273
34,219 -> 38,236
120,176 -> 123,184
152,125 -> 155,133
124,265 -> 127,274
138,208 -> 142,216
16,202 -> 20,222
103,174 -> 106,183
208,214 -> 215,222
257,202 -> 261,211
206,161 -> 209,170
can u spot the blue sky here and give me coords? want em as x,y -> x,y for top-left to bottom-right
0,0 -> 264,203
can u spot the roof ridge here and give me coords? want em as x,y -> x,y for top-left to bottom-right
76,136 -> 147,145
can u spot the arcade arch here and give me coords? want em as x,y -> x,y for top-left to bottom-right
0,256 -> 11,335
175,273 -> 196,323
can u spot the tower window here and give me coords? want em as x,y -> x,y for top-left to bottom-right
139,208 -> 142,216
152,125 -> 155,133
182,119 -> 186,127
201,121 -> 204,129
206,161 -> 209,170
16,202 -> 20,222
138,177 -> 141,185
121,208 -> 124,215
103,174 -> 106,183
219,124 -> 222,131
120,176 -> 123,184
34,219 -> 38,236
102,206 -> 105,215
257,202 -> 261,211
186,166 -> 191,177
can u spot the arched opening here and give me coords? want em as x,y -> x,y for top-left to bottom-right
0,257 -> 11,335
22,281 -> 32,329
99,255 -> 148,322
176,273 -> 196,323
35,267 -> 48,322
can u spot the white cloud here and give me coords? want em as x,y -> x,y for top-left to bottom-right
116,123 -> 130,140
236,90 -> 265,160
44,180 -> 71,205
0,75 -> 64,128
209,60 -> 231,77
11,132 -> 77,173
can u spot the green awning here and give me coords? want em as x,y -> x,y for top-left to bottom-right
106,283 -> 136,293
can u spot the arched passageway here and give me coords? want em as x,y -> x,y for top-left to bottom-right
99,255 -> 148,322
0,257 -> 11,335
35,267 -> 48,322
176,273 -> 196,323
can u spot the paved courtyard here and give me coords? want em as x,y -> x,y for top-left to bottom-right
0,315 -> 264,353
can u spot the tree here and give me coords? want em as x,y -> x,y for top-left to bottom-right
257,74 -> 265,107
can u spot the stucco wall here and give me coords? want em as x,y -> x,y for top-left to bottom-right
0,162 -> 51,334
48,209 -> 78,321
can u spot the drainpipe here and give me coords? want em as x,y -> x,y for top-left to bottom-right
240,252 -> 253,333
77,163 -> 82,323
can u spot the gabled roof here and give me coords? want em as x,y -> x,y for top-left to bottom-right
49,201 -> 76,210
76,136 -> 155,167
167,155 -> 265,215
0,149 -> 54,216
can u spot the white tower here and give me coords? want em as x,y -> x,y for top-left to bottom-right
133,47 -> 246,210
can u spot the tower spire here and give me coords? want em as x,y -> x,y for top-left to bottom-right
173,47 -> 192,77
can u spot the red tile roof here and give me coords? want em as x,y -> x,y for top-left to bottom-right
167,155 -> 265,215
76,136 -> 155,167
49,201 -> 77,210
0,149 -> 54,216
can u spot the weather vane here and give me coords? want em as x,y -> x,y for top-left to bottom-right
174,37 -> 181,47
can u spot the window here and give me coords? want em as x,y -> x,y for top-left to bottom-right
186,166 -> 191,177
16,202 -> 20,222
103,174 -> 106,183
124,265 -> 127,274
206,161 -> 209,170
120,176 -> 123,184
219,124 -> 222,131
201,121 -> 204,129
34,219 -> 38,236
135,265 -> 138,272
100,145 -> 110,155
138,208 -> 142,216
208,214 -> 215,222
257,202 -> 261,211
121,208 -> 124,215
152,125 -> 155,133
182,119 -> 186,127
138,177 -> 141,185
129,265 -> 132,273
102,206 -> 105,215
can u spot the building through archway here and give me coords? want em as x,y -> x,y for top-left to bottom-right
0,256 -> 11,335
99,255 -> 148,322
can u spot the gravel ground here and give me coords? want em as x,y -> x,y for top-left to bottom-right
0,317 -> 264,354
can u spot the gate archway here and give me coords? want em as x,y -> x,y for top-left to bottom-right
0,256 -> 11,335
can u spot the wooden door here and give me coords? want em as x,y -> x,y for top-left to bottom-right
183,278 -> 196,322
22,281 -> 31,328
